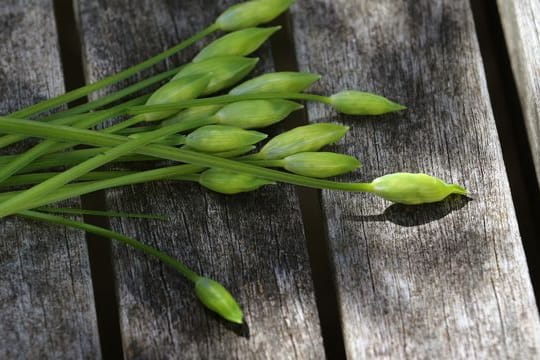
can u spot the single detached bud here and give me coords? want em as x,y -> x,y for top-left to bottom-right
329,90 -> 406,115
193,27 -> 281,63
229,72 -> 321,95
211,99 -> 302,129
199,168 -> 274,194
215,0 -> 295,31
369,172 -> 468,205
257,123 -> 349,159
282,152 -> 360,178
185,125 -> 267,153
173,56 -> 259,95
195,277 -> 243,324
143,74 -> 210,121
162,105 -> 223,126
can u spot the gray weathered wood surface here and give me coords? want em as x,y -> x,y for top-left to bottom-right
498,0 -> 540,188
291,0 -> 540,358
75,0 -> 325,358
0,0 -> 101,358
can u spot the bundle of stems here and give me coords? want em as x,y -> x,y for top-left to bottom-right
1,0 -> 467,324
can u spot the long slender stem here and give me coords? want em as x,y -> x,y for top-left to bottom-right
129,92 -> 332,114
19,210 -> 200,282
0,171 -> 134,188
10,25 -> 218,119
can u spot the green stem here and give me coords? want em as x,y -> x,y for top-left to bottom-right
129,92 -> 332,115
0,171 -> 134,188
19,210 -> 200,282
11,25 -> 218,119
36,207 -> 168,220
243,159 -> 285,167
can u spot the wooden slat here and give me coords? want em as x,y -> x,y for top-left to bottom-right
291,0 -> 540,358
75,0 -> 325,358
0,1 -> 101,358
497,0 -> 540,188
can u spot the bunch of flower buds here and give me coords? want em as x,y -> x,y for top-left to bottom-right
0,0 -> 468,324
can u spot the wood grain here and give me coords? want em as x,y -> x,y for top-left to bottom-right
0,0 -> 101,358
75,0 -> 325,358
291,0 -> 540,358
497,0 -> 540,188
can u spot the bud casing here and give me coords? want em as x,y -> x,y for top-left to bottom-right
185,125 -> 267,152
195,277 -> 243,324
193,27 -> 280,63
212,99 -> 302,129
369,172 -> 468,204
162,105 -> 223,126
229,72 -> 321,95
199,169 -> 274,194
215,0 -> 295,31
257,123 -> 349,159
330,90 -> 406,115
282,152 -> 361,178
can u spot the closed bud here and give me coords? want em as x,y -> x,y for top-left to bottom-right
215,0 -> 295,31
229,72 -> 321,95
195,277 -> 243,324
369,172 -> 468,205
211,99 -> 302,129
257,123 -> 349,159
162,105 -> 222,126
173,56 -> 259,95
199,169 -> 274,194
329,90 -> 406,115
282,152 -> 360,178
193,27 -> 281,63
185,125 -> 267,153
143,75 -> 210,121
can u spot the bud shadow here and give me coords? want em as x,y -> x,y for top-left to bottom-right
352,194 -> 472,227
205,309 -> 251,339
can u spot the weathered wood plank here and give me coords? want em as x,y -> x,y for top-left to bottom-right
291,0 -> 540,358
497,0 -> 540,188
75,0 -> 325,358
0,1 -> 101,358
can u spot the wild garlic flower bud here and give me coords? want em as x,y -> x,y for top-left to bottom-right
185,125 -> 267,153
257,123 -> 349,159
229,72 -> 321,95
282,152 -> 360,178
143,74 -> 210,121
172,56 -> 259,95
330,91 -> 406,115
369,172 -> 468,205
211,99 -> 302,129
215,0 -> 295,31
193,27 -> 281,63
162,105 -> 223,126
195,277 -> 243,324
199,169 -> 274,194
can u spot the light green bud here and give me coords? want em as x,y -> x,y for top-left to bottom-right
161,105 -> 223,126
215,0 -> 295,31
211,99 -> 302,129
329,90 -> 406,115
185,125 -> 267,153
142,74 -> 210,121
199,169 -> 274,194
369,172 -> 468,205
195,277 -> 243,324
282,152 -> 360,178
193,27 -> 281,63
172,56 -> 259,95
229,72 -> 321,95
257,123 -> 349,159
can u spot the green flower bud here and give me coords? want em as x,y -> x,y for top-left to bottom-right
329,91 -> 406,115
257,123 -> 349,159
199,169 -> 274,194
195,277 -> 243,324
282,152 -> 360,178
172,56 -> 259,95
142,74 -> 210,121
161,105 -> 223,126
215,0 -> 295,31
185,125 -> 267,153
369,172 -> 468,205
211,99 -> 302,129
229,72 -> 321,95
193,27 -> 281,63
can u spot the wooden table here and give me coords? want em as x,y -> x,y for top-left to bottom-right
1,0 -> 540,358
